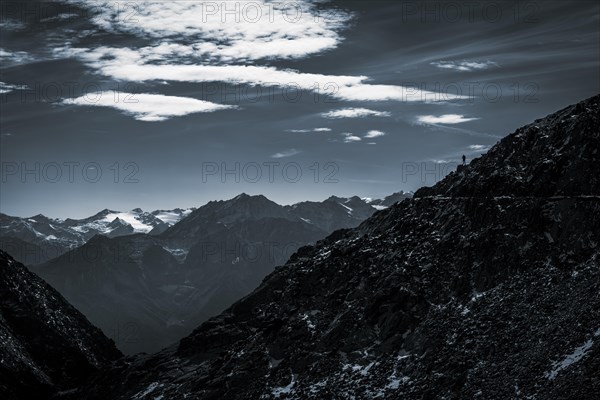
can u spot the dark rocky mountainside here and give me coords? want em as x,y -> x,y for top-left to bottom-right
63,98 -> 599,398
367,191 -> 413,208
0,250 -> 122,400
415,98 -> 599,198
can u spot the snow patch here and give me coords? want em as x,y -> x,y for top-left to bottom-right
133,382 -> 164,399
272,374 -> 295,398
343,361 -> 375,376
104,212 -> 153,233
546,335 -> 596,380
154,209 -> 192,225
340,204 -> 353,214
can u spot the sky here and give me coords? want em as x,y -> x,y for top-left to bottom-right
1,0 -> 599,218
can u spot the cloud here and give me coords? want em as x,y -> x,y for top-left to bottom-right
333,85 -> 467,102
364,130 -> 386,138
62,92 -> 236,121
0,20 -> 26,31
62,0 -> 352,62
40,13 -> 79,23
431,60 -> 499,72
58,47 -> 469,103
341,133 -> 362,143
417,114 -> 479,125
271,149 -> 301,158
468,144 -> 491,152
322,108 -> 391,119
52,0 -> 471,122
288,127 -> 332,133
0,49 -> 34,66
0,81 -> 28,94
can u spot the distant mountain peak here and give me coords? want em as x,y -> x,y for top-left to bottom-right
93,208 -> 119,218
325,195 -> 344,202
230,193 -> 270,202
107,217 -> 128,227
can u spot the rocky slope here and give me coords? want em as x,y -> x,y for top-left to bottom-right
0,250 -> 122,400
415,98 -> 599,198
64,95 -> 599,399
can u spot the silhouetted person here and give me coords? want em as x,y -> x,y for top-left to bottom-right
462,154 -> 466,165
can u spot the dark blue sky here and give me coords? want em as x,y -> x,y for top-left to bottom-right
1,0 -> 599,218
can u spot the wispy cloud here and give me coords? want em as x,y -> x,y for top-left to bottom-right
67,0 -> 353,63
468,144 -> 491,152
322,108 -> 391,119
53,0 -> 471,121
341,133 -> 362,143
40,13 -> 79,23
431,60 -> 499,72
57,45 -> 469,104
271,149 -> 301,158
62,92 -> 236,121
364,130 -> 386,138
0,20 -> 26,31
417,114 -> 479,125
287,128 -> 332,133
0,49 -> 34,66
0,81 -> 28,94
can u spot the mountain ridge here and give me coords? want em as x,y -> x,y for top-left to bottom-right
30,193 -> 408,354
1,193 -> 409,266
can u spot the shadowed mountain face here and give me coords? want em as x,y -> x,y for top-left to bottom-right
0,250 -> 122,400
65,95 -> 599,399
31,194 -> 399,354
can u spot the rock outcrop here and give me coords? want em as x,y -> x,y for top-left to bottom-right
0,250 -> 122,400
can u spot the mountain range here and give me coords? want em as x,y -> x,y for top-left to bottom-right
0,208 -> 195,265
0,193 -> 409,267
63,94 -> 600,399
8,192 -> 410,354
1,95 -> 598,399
